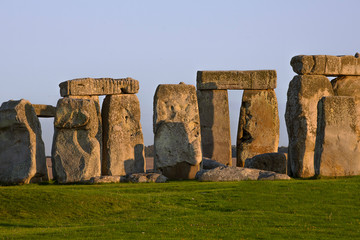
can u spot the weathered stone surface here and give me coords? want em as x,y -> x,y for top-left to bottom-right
59,77 -> 139,97
153,84 -> 202,179
197,70 -> 277,90
197,90 -> 231,165
237,90 -> 279,167
290,54 -> 360,76
196,166 -> 290,182
314,96 -> 360,176
244,153 -> 287,174
331,76 -> 360,96
102,94 -> 145,176
202,158 -> 226,170
0,99 -> 48,184
90,175 -> 126,184
32,104 -> 56,118
285,75 -> 334,178
128,173 -> 168,183
52,97 -> 101,183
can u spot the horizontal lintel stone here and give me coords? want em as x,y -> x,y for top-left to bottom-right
290,54 -> 360,76
59,77 -> 139,97
32,104 -> 56,118
196,70 -> 277,90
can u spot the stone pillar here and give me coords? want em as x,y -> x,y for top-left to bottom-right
0,99 -> 48,184
153,83 -> 202,180
102,94 -> 145,176
52,97 -> 102,183
285,75 -> 334,178
315,96 -> 360,176
197,90 -> 231,165
331,76 -> 360,96
236,90 -> 279,167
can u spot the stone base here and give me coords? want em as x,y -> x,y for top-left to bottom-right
159,162 -> 200,180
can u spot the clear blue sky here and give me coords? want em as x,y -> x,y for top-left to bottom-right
1,0 -> 359,155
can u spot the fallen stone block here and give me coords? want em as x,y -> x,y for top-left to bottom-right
314,96 -> 360,176
0,99 -> 48,184
102,94 -> 145,176
89,175 -> 126,184
197,90 -> 231,165
202,158 -> 226,170
128,173 -> 168,183
237,89 -> 279,167
196,166 -> 290,182
153,83 -> 202,180
244,153 -> 287,174
285,75 -> 334,178
196,70 -> 277,90
52,97 -> 102,183
290,54 -> 360,76
59,77 -> 139,97
32,104 -> 56,118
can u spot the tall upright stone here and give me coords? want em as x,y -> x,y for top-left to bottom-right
237,90 -> 279,167
331,76 -> 360,96
315,96 -> 360,176
102,94 -> 145,176
0,99 -> 48,184
197,90 -> 231,165
285,75 -> 334,178
153,83 -> 202,179
52,97 -> 101,183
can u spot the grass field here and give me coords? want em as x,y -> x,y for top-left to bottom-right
0,177 -> 359,239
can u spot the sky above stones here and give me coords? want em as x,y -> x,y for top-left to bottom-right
1,0 -> 359,155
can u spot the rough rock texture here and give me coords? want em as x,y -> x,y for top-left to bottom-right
314,96 -> 360,176
59,77 -> 139,97
90,175 -> 126,184
197,90 -> 231,165
237,90 -> 279,167
202,158 -> 226,170
197,70 -> 277,90
196,166 -> 290,182
244,153 -> 287,174
0,99 -> 48,184
52,97 -> 102,183
331,76 -> 360,96
32,104 -> 56,118
285,75 -> 334,178
153,84 -> 202,179
102,94 -> 145,176
128,173 -> 168,183
290,54 -> 360,76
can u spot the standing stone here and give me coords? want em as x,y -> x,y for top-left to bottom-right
331,76 -> 360,96
102,94 -> 145,176
315,96 -> 360,176
237,90 -> 279,167
52,97 -> 101,183
197,90 -> 231,165
153,83 -> 202,179
285,75 -> 334,178
0,99 -> 48,184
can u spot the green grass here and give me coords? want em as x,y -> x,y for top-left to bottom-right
0,177 -> 359,239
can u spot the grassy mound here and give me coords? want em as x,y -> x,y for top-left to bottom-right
0,177 -> 359,239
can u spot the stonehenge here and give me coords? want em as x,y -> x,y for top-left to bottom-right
2,52 -> 360,184
287,53 -> 360,177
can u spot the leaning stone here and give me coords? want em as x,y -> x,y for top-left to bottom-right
237,90 -> 279,167
128,173 -> 168,183
285,75 -> 334,178
244,153 -> 287,174
331,76 -> 360,96
197,70 -> 277,90
52,97 -> 102,183
314,96 -> 360,176
290,54 -> 360,76
153,84 -> 202,179
59,77 -> 139,97
32,104 -> 56,118
202,158 -> 226,170
0,99 -> 48,184
102,94 -> 145,176
196,166 -> 290,182
197,90 -> 232,165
